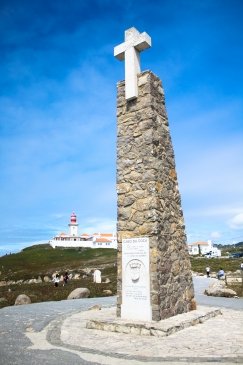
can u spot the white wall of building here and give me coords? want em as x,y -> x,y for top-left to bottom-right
188,240 -> 221,257
50,238 -> 117,249
48,213 -> 117,250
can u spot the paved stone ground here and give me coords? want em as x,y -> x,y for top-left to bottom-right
1,277 -> 243,365
25,303 -> 243,365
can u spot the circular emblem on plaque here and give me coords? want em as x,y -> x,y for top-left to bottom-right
126,259 -> 144,283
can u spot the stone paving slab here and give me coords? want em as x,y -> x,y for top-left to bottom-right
58,305 -> 243,362
85,306 -> 222,337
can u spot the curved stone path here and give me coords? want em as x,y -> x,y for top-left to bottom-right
0,277 -> 243,365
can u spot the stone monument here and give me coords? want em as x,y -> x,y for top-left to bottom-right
93,269 -> 102,283
114,27 -> 195,321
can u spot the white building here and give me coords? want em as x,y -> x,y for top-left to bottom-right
49,213 -> 117,249
188,240 -> 221,257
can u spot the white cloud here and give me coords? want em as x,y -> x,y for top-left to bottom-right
210,231 -> 221,239
228,213 -> 243,229
185,205 -> 243,218
81,217 -> 116,234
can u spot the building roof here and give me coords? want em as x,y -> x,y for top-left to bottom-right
95,237 -> 112,243
188,241 -> 210,246
99,233 -> 114,237
92,233 -> 115,237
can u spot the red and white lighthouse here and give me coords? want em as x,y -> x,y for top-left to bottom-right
68,212 -> 78,236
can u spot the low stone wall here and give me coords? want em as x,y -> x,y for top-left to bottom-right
226,274 -> 243,285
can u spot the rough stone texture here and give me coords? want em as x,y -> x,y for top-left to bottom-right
116,71 -> 195,321
86,306 -> 221,337
14,294 -> 31,305
204,281 -> 237,297
67,288 -> 90,300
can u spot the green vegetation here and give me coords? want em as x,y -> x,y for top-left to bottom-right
0,271 -> 117,309
0,244 -> 117,309
190,257 -> 242,274
0,243 -> 242,309
216,242 -> 243,256
0,244 -> 117,281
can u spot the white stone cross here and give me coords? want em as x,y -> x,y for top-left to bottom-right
114,27 -> 151,101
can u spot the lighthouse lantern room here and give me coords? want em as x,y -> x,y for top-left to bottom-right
68,212 -> 78,236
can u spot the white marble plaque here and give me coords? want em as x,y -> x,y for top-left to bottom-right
121,237 -> 151,321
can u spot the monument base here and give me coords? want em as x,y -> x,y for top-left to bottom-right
86,306 -> 222,337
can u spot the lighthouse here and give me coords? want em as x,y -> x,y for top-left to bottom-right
68,212 -> 78,236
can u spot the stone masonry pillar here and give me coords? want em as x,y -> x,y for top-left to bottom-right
116,70 -> 195,321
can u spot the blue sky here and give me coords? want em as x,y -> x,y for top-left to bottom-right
1,0 -> 243,255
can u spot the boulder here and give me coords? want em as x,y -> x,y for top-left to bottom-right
204,287 -> 237,297
36,276 -> 42,283
207,280 -> 225,289
104,278 -> 111,284
204,280 -> 237,297
67,288 -> 90,300
28,279 -> 37,284
73,274 -> 80,280
103,289 -> 112,295
88,304 -> 102,311
7,280 -> 15,285
14,294 -> 31,305
43,276 -> 51,282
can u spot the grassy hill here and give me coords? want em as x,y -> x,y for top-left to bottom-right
0,244 -> 117,281
0,244 -> 117,309
0,244 -> 242,309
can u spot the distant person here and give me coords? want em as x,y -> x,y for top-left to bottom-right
240,262 -> 243,272
63,272 -> 69,286
53,274 -> 60,287
217,268 -> 225,280
206,266 -> 210,278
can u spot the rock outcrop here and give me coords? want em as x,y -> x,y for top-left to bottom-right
67,288 -> 90,300
204,280 -> 237,298
14,294 -> 31,305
